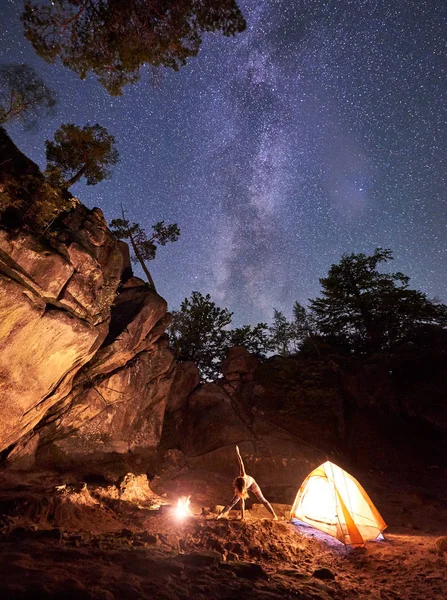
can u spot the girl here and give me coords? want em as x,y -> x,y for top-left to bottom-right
217,445 -> 278,520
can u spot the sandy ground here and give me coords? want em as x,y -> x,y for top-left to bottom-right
0,469 -> 446,600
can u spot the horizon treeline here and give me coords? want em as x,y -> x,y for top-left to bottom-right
169,248 -> 447,380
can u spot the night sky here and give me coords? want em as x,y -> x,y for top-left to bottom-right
1,0 -> 446,326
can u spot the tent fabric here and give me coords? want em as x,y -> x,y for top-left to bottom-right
291,461 -> 387,546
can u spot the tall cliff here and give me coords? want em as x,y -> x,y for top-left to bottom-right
0,128 -> 175,478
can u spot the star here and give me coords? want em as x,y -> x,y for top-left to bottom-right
0,0 -> 445,326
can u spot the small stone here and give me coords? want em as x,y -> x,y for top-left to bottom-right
279,568 -> 307,579
38,528 -> 62,539
222,561 -> 268,580
121,528 -> 133,538
312,567 -> 335,580
10,527 -> 30,538
139,532 -> 158,545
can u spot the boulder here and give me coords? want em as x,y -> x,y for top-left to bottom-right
0,274 -> 106,452
0,229 -> 74,300
37,340 -> 175,470
222,561 -> 268,580
5,432 -> 40,470
0,132 -> 176,469
188,383 -> 228,411
312,567 -> 335,581
86,282 -> 170,378
118,473 -> 161,506
166,361 -> 200,412
221,346 -> 259,379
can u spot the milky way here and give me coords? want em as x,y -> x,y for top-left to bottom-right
1,0 -> 446,325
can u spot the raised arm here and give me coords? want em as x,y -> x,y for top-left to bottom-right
236,445 -> 246,476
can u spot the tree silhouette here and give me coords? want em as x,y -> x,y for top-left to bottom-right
169,291 -> 233,380
268,309 -> 295,355
23,0 -> 246,95
110,210 -> 179,291
310,248 -> 447,351
228,323 -> 270,358
0,63 -> 56,128
45,123 -> 119,187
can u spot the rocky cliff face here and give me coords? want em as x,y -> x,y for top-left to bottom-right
0,128 -> 175,477
161,345 -> 447,503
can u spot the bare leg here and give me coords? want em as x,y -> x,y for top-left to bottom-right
260,498 -> 278,519
240,497 -> 245,520
250,483 -> 278,519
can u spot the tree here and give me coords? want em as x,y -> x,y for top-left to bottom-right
45,123 -> 119,187
110,211 -> 179,290
228,323 -> 270,358
309,248 -> 447,351
22,0 -> 246,95
268,309 -> 295,355
0,63 -> 56,128
169,291 -> 233,381
291,301 -> 315,348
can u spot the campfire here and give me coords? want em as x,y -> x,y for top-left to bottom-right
175,496 -> 191,519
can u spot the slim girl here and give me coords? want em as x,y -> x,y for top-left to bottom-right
217,446 -> 278,520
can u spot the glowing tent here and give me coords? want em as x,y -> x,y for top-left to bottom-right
291,461 -> 386,546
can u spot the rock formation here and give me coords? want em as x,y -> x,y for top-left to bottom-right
162,346 -> 447,503
1,128 -> 446,499
0,128 -> 175,477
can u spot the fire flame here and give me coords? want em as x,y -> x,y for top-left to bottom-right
175,496 -> 191,519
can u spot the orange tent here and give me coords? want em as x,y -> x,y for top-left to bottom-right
291,461 -> 387,546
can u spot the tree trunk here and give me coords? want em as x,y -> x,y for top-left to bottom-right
128,231 -> 157,291
347,274 -> 377,348
67,163 -> 88,187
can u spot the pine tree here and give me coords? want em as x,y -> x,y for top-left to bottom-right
23,0 -> 246,95
268,309 -> 294,356
45,123 -> 119,187
110,211 -> 179,291
0,63 -> 56,128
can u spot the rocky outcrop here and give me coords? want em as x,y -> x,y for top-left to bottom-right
163,349 -> 320,501
221,345 -> 258,382
0,129 -> 176,475
166,362 -> 200,413
0,203 -> 122,454
162,345 -> 447,503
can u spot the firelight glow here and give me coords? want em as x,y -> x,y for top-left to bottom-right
175,496 -> 191,519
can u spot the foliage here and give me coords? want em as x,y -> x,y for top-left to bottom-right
169,292 -> 272,379
0,63 -> 56,128
45,123 -> 119,187
309,248 -> 447,351
23,0 -> 246,95
268,309 -> 294,355
228,323 -> 270,358
169,291 -> 233,381
268,302 -> 313,355
0,171 -> 74,234
110,214 -> 179,290
168,250 -> 447,379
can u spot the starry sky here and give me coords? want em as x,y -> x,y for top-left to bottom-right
1,0 -> 446,326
